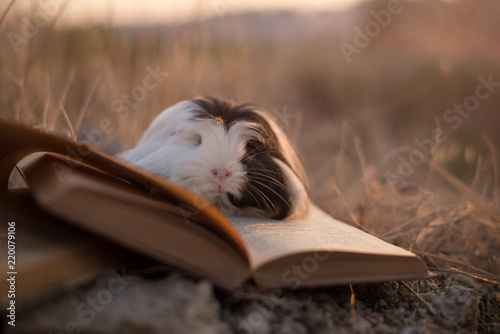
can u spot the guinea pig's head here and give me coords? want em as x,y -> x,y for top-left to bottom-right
133,97 -> 310,220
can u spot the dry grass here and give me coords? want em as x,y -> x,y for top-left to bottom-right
1,0 -> 499,280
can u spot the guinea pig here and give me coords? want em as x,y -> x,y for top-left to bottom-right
118,97 -> 310,220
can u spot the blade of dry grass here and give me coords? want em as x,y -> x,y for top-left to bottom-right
471,155 -> 484,191
334,120 -> 349,185
401,281 -> 436,316
420,251 -> 495,276
349,284 -> 358,322
354,136 -> 371,196
57,68 -> 76,141
419,149 -> 500,220
384,214 -> 457,243
0,71 -> 28,122
0,0 -> 16,26
332,183 -> 364,230
23,1 -> 69,79
42,74 -> 51,129
482,133 -> 499,202
429,267 -> 500,285
75,74 -> 102,133
381,204 -> 457,239
425,116 -> 442,189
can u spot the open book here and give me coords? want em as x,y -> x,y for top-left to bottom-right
0,120 -> 433,296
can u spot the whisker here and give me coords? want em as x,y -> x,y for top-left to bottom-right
246,167 -> 284,176
248,170 -> 285,180
247,172 -> 288,190
251,179 -> 290,209
244,145 -> 263,158
247,183 -> 275,209
242,187 -> 260,206
242,150 -> 282,162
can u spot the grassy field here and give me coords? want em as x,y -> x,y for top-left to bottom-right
1,0 -> 499,331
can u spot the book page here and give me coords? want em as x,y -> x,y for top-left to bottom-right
229,206 -> 418,270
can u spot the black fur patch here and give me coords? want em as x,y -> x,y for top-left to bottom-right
191,97 -> 293,219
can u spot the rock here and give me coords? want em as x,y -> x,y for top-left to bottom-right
424,285 -> 479,331
9,272 -> 228,334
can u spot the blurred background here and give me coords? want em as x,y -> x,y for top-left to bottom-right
1,0 -> 499,275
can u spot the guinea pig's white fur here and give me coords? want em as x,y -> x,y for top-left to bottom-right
118,97 -> 310,220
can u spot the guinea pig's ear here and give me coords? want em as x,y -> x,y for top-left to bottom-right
273,158 -> 311,220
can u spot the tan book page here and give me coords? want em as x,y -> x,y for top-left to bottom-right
229,206 -> 419,270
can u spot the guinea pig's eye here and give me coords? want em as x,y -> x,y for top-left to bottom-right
177,129 -> 202,146
189,133 -> 202,146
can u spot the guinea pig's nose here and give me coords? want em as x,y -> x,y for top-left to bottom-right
211,168 -> 232,181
